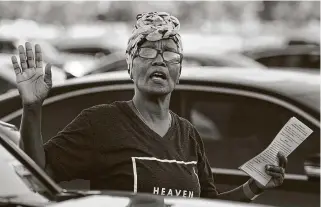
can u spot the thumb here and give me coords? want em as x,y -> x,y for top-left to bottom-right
44,64 -> 52,88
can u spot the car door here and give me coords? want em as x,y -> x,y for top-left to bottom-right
179,87 -> 319,207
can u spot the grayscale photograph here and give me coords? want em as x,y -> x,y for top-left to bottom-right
0,1 -> 319,207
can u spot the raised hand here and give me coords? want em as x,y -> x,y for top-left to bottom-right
11,42 -> 52,106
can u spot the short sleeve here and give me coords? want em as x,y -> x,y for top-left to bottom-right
43,108 -> 96,182
192,128 -> 219,199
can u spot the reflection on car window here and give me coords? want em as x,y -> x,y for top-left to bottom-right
187,92 -> 320,175
0,143 -> 49,199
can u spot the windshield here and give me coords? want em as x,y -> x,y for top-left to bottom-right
0,141 -> 50,202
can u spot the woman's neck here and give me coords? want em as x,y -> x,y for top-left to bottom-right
132,92 -> 171,123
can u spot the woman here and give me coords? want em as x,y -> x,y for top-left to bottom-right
11,12 -> 287,202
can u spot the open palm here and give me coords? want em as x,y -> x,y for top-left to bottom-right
11,42 -> 52,106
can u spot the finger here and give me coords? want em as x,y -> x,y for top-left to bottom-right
267,171 -> 284,186
25,42 -> 35,68
18,45 -> 28,71
266,165 -> 285,174
35,44 -> 43,69
44,64 -> 52,88
266,171 -> 284,181
11,56 -> 21,75
278,152 -> 288,169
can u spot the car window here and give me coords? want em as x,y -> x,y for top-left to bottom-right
0,140 -> 50,201
0,40 -> 16,54
10,89 -> 134,143
257,54 -> 320,69
184,91 -> 320,175
0,77 -> 16,95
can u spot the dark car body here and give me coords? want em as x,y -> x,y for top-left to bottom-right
0,67 -> 319,207
0,121 -> 275,207
243,45 -> 320,71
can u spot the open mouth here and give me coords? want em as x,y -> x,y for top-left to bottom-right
150,71 -> 167,80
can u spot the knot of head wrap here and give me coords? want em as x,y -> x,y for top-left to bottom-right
126,12 -> 183,76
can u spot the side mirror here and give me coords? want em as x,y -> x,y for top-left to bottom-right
304,153 -> 320,181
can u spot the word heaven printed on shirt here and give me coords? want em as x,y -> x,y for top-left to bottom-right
131,157 -> 200,197
153,187 -> 194,198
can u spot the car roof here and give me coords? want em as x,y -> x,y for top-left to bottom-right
52,36 -> 127,51
59,67 -> 320,113
183,52 -> 266,68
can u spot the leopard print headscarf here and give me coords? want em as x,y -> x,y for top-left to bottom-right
126,12 -> 183,77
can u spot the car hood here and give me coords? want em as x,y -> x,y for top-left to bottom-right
47,194 -> 275,207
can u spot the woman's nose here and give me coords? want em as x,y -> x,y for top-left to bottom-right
152,54 -> 166,67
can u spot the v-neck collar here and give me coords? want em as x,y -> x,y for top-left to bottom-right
119,101 -> 176,140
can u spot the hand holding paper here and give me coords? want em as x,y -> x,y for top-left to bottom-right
239,117 -> 313,187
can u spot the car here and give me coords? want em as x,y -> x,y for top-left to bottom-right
0,121 -> 276,207
0,36 -> 65,68
49,36 -> 130,77
0,54 -> 67,95
0,36 -> 96,78
80,51 -> 266,77
51,36 -> 126,57
0,67 -> 319,207
242,45 -> 320,71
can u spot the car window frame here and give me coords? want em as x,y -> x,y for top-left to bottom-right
0,128 -> 62,199
175,84 -> 319,180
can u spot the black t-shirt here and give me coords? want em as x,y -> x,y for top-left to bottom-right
44,101 -> 218,199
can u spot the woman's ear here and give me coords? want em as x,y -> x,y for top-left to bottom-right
177,65 -> 181,84
128,67 -> 134,80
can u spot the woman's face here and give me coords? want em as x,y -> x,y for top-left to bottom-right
131,39 -> 182,96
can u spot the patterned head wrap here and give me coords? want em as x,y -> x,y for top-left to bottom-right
126,12 -> 183,76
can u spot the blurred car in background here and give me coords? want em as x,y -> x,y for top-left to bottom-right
0,120 -> 276,207
49,36 -> 130,77
243,45 -> 320,72
0,35 -> 97,78
75,51 -> 266,77
0,36 -> 64,68
0,67 -> 319,207
0,53 -> 67,95
51,36 -> 127,57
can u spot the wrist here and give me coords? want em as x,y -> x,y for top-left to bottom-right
243,179 -> 264,201
248,178 -> 264,194
23,102 -> 43,110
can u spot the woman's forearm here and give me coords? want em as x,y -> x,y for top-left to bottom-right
217,179 -> 263,202
20,105 -> 46,169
